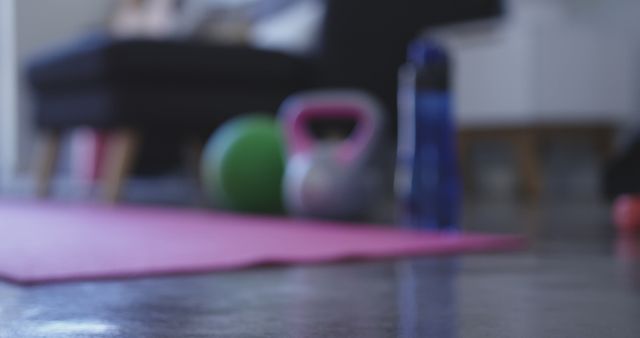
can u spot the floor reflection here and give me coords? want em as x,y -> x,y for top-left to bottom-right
29,320 -> 118,336
397,257 -> 459,338
284,264 -> 397,338
615,235 -> 640,289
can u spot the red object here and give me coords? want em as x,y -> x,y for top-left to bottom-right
613,195 -> 640,234
0,201 -> 526,284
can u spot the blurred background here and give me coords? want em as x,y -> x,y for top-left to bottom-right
1,0 -> 639,214
4,3 -> 640,335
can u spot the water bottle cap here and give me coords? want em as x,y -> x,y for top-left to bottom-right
408,40 -> 448,66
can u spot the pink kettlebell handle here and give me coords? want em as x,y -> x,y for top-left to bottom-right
280,91 -> 383,165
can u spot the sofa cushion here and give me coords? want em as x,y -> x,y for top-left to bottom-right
34,84 -> 296,132
27,34 -> 313,91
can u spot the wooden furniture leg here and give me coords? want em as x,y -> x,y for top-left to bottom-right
185,137 -> 207,204
458,131 -> 474,196
594,127 -> 615,163
514,132 -> 541,200
102,129 -> 139,203
35,130 -> 62,198
185,137 -> 204,183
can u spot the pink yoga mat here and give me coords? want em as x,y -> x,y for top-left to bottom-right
0,201 -> 526,284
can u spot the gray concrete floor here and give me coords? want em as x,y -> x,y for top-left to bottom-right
1,197 -> 638,338
2,143 -> 638,337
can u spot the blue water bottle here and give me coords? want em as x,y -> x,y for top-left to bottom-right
396,39 -> 461,231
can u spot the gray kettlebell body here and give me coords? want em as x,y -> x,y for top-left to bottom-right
279,90 -> 384,220
284,143 -> 372,219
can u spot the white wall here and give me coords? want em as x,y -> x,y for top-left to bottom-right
443,10 -> 535,126
14,0 -> 111,176
441,0 -> 539,127
444,0 -> 640,127
530,24 -> 636,123
526,0 -> 638,123
593,0 -> 640,126
0,0 -> 17,188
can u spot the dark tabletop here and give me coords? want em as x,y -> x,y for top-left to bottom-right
1,199 -> 639,338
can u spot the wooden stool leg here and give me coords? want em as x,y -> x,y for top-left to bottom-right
185,137 -> 204,183
35,131 -> 62,198
102,129 -> 139,203
515,132 -> 541,200
595,128 -> 615,162
185,137 -> 207,204
458,132 -> 474,196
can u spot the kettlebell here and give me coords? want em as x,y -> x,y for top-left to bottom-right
279,90 -> 384,220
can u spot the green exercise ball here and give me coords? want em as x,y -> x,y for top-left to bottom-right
201,114 -> 285,214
